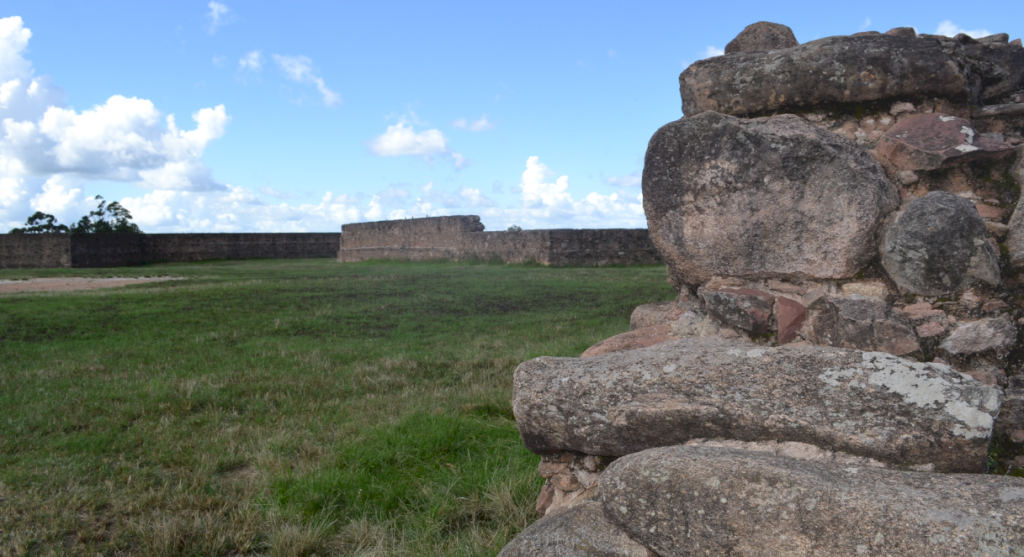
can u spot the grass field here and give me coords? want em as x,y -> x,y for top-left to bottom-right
0,258 -> 674,556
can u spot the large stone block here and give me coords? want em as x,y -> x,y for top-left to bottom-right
881,191 -> 1001,296
512,337 -> 1000,472
877,113 -> 1016,170
642,112 -> 898,289
724,21 -> 798,54
497,500 -> 651,557
600,445 -> 1024,557
679,35 -> 969,117
804,297 -> 920,356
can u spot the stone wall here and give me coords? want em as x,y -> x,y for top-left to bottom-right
0,234 -> 72,269
0,233 -> 339,269
337,215 -> 661,266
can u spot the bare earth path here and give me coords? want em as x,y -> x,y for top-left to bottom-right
0,276 -> 184,293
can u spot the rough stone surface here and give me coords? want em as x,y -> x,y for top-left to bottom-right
629,301 -> 683,330
939,317 -> 1018,355
643,112 -> 898,289
497,500 -> 651,557
881,191 -> 1001,296
775,297 -> 806,344
679,35 -> 968,117
581,325 -> 677,358
1005,146 -> 1024,267
600,445 -> 1024,557
996,375 -> 1024,439
804,297 -> 920,356
512,337 -> 1001,472
724,21 -> 798,54
885,27 -> 916,37
964,41 -> 1024,102
876,113 -> 1016,170
702,288 -> 774,334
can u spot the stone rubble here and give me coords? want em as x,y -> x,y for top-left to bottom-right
501,19 -> 1024,556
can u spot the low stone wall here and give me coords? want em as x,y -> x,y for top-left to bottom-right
336,216 -> 661,266
0,233 -> 339,269
0,234 -> 72,269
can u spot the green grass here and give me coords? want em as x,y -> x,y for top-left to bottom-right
0,258 -> 674,556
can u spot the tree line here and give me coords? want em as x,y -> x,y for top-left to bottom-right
8,196 -> 142,234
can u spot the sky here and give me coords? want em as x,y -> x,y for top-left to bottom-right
0,2 -> 1021,233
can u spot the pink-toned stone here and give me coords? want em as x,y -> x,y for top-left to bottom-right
774,297 -> 806,344
629,300 -> 684,330
550,473 -> 580,492
538,461 -> 567,478
975,203 -> 1008,220
902,301 -> 942,319
982,299 -> 1011,312
535,481 -> 554,515
916,321 -> 948,338
580,324 -> 677,358
703,287 -> 775,335
877,113 -> 1016,171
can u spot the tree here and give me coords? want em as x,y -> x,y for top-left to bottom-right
7,196 -> 143,235
507,224 -> 523,231
8,212 -> 70,234
69,196 -> 143,234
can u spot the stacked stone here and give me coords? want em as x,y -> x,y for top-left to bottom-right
500,21 -> 1024,556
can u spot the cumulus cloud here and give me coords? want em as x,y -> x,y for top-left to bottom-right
272,54 -> 341,106
700,46 -> 724,58
368,120 -> 468,169
935,20 -> 991,38
453,114 -> 494,132
860,18 -> 872,31
205,2 -> 231,35
239,50 -> 263,71
0,16 -> 235,229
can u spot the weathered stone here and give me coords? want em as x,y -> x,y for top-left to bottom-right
1012,38 -> 1023,47
702,288 -> 774,334
679,35 -> 968,117
877,114 -> 1016,170
975,202 -> 1008,220
885,27 -> 916,37
581,325 -> 677,358
724,21 -> 798,54
600,445 -> 1024,557
1006,147 -> 1024,267
535,481 -> 555,515
979,33 -> 1010,44
775,297 -> 805,344
982,299 -> 1011,312
512,337 -> 1000,472
499,500 -> 651,557
996,375 -> 1024,439
939,316 -> 1017,355
840,281 -> 888,301
628,300 -> 683,330
964,41 -> 1024,102
901,301 -> 943,321
916,321 -> 947,338
643,112 -> 898,289
973,103 -> 1024,118
890,101 -> 916,115
962,363 -> 1006,387
804,297 -> 920,356
881,191 -> 1001,296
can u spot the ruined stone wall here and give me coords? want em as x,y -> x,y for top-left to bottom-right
336,216 -> 661,266
0,234 -> 72,269
0,233 -> 339,268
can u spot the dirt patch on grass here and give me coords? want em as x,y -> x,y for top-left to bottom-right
0,276 -> 185,293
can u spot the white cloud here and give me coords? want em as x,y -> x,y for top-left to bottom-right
0,16 -> 234,230
605,171 -> 641,188
212,55 -> 228,68
860,18 -> 872,31
368,120 -> 468,169
935,20 -> 991,38
260,186 -> 298,200
272,54 -> 341,107
205,2 -> 231,35
700,46 -> 724,59
239,50 -> 263,71
452,114 -> 494,132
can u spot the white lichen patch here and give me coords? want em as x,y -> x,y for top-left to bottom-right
955,144 -> 980,153
817,352 -> 1000,439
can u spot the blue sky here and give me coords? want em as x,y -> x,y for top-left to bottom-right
1,2 -> 1020,232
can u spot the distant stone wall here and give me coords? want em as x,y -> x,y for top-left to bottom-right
337,216 -> 661,266
0,234 -> 72,269
0,233 -> 339,269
